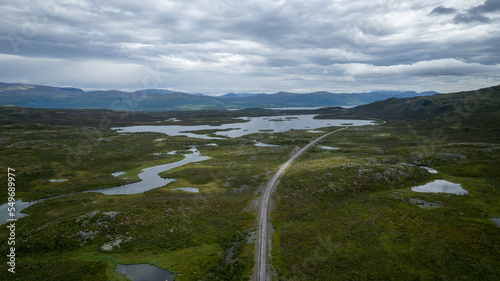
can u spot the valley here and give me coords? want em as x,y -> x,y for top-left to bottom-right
0,85 -> 499,280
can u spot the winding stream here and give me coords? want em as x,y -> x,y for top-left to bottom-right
0,147 -> 209,224
1,115 -> 374,223
88,147 -> 209,195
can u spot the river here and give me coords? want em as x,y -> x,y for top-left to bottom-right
0,147 -> 209,224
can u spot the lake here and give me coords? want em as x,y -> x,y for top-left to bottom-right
113,115 -> 376,139
1,116 -> 375,223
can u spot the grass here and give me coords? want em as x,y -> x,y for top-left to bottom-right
0,124 -> 207,202
162,179 -> 225,193
0,184 -> 257,280
0,111 -> 300,280
271,123 -> 500,280
1,101 -> 499,280
77,243 -> 221,280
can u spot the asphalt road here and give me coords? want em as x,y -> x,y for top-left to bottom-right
255,128 -> 347,281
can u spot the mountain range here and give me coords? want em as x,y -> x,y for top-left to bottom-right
0,82 -> 438,111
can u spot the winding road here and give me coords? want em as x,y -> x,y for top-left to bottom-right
255,128 -> 347,281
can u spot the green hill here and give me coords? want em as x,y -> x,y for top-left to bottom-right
318,84 -> 499,124
272,84 -> 500,280
316,84 -> 500,141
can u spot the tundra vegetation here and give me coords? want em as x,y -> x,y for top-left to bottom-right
0,107 -> 325,280
272,85 -> 500,280
0,85 -> 499,280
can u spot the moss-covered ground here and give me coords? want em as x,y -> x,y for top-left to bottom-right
271,123 -> 500,280
0,109 -> 329,280
0,102 -> 499,280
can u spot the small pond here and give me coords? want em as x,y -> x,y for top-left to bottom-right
171,187 -> 199,193
254,141 -> 280,147
490,218 -> 500,227
48,179 -> 68,182
116,264 -> 174,281
112,171 -> 126,177
318,145 -> 339,150
411,180 -> 468,195
420,166 -> 438,174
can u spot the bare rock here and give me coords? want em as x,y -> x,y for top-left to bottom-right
410,198 -> 443,209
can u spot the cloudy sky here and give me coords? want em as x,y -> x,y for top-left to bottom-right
1,0 -> 499,94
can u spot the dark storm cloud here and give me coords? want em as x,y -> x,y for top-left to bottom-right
453,0 -> 500,24
453,13 -> 491,24
0,0 -> 499,93
430,6 -> 457,15
469,0 -> 500,13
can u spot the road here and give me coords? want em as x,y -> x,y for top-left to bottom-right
255,128 -> 347,281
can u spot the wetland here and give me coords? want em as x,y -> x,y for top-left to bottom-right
1,85 -> 499,281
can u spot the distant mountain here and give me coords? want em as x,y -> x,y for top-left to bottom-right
134,89 -> 188,95
56,87 -> 85,93
220,93 -> 267,98
0,82 -> 438,111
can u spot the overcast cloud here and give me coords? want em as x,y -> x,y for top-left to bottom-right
0,0 -> 499,94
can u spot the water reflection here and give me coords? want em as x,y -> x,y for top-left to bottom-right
411,180 -> 468,195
